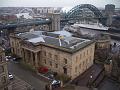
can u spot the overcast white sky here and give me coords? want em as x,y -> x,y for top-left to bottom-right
0,0 -> 120,8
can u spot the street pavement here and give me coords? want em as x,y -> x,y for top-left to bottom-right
8,61 -> 47,90
9,75 -> 34,90
98,77 -> 120,90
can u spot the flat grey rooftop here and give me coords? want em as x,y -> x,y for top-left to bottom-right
16,30 -> 94,53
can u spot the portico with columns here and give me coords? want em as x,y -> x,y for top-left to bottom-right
21,43 -> 42,69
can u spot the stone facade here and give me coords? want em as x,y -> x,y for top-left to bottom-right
94,34 -> 111,62
0,46 -> 9,90
32,7 -> 62,14
10,31 -> 95,79
95,39 -> 110,50
104,60 -> 112,75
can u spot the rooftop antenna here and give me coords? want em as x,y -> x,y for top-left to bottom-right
59,38 -> 62,46
59,35 -> 64,46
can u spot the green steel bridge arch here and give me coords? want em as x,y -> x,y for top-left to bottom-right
64,4 -> 107,25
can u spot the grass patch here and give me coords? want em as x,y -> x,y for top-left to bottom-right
55,74 -> 71,84
63,85 -> 75,90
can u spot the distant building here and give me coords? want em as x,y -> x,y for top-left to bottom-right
11,13 -> 60,34
105,4 -> 115,26
32,7 -> 62,14
0,46 -> 9,90
15,13 -> 32,19
0,14 -> 17,22
10,30 -> 95,79
105,4 -> 115,15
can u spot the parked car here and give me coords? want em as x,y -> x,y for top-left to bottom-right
51,80 -> 61,88
48,74 -> 54,80
5,56 -> 12,61
11,57 -> 21,63
5,57 -> 9,61
44,71 -> 55,80
6,56 -> 12,59
8,72 -> 13,80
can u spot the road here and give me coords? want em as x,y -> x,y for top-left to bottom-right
8,61 -> 47,90
98,77 -> 120,90
9,75 -> 33,90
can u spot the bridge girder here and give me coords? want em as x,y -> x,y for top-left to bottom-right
65,4 -> 107,25
66,4 -> 103,18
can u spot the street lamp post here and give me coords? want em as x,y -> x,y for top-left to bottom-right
88,73 -> 93,90
0,30 -> 3,37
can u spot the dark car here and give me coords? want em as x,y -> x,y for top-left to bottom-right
11,57 -> 21,63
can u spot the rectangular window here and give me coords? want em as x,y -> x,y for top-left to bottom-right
63,67 -> 67,75
86,59 -> 88,64
83,61 -> 85,66
64,58 -> 67,64
91,48 -> 92,52
76,56 -> 78,63
48,53 -> 52,58
79,64 -> 81,69
84,52 -> 85,57
44,59 -> 46,64
55,55 -> 58,60
4,87 -> 8,90
49,61 -> 52,66
80,54 -> 81,59
75,66 -> 77,73
55,64 -> 58,68
87,50 -> 88,55
44,51 -> 46,56
90,56 -> 92,61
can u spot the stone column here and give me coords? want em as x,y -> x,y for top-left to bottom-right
31,52 -> 34,66
25,50 -> 28,63
21,48 -> 24,62
35,52 -> 38,68
27,50 -> 30,63
23,49 -> 26,63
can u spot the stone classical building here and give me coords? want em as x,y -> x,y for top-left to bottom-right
0,46 -> 9,90
105,4 -> 115,26
10,30 -> 95,79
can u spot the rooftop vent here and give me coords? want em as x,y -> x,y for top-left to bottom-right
29,28 -> 34,32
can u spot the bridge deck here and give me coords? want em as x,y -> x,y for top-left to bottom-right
0,19 -> 52,29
